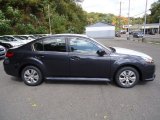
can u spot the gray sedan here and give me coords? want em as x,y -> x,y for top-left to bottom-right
0,45 -> 6,59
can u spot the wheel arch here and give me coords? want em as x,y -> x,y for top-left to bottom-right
19,63 -> 44,77
113,64 -> 142,82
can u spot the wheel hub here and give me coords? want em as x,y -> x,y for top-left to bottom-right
119,70 -> 136,87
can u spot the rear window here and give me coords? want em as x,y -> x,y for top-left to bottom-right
33,37 -> 66,52
43,37 -> 66,52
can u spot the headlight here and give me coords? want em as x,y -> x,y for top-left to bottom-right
142,57 -> 154,63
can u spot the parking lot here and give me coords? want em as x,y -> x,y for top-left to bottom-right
0,39 -> 160,120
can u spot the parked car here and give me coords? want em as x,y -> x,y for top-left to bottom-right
0,45 -> 6,59
3,34 -> 155,88
129,31 -> 133,35
133,32 -> 143,38
33,34 -> 49,39
17,35 -> 36,41
3,35 -> 27,42
115,32 -> 121,37
0,36 -> 24,49
148,31 -> 155,35
120,30 -> 126,34
13,35 -> 34,44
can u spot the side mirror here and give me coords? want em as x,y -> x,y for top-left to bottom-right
97,49 -> 106,56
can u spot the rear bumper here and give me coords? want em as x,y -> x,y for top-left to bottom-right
3,58 -> 19,77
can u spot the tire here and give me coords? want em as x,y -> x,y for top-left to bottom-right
115,67 -> 139,88
21,66 -> 43,86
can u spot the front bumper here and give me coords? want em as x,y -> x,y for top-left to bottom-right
144,74 -> 155,81
141,63 -> 156,81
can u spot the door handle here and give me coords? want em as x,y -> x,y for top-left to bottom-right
35,55 -> 44,59
39,55 -> 44,58
70,56 -> 80,61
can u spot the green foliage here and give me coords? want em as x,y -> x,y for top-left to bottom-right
130,17 -> 143,25
0,22 -> 13,35
86,12 -> 115,25
86,12 -> 129,30
0,10 -> 12,35
0,10 -> 5,19
0,0 -> 87,35
148,0 -> 160,23
51,14 -> 68,33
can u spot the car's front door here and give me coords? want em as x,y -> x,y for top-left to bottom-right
68,37 -> 110,78
33,37 -> 69,77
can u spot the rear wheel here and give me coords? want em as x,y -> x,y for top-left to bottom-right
115,67 -> 139,88
21,66 -> 43,86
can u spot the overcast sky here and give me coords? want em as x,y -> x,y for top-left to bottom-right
82,0 -> 158,17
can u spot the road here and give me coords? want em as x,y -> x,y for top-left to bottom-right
0,39 -> 160,120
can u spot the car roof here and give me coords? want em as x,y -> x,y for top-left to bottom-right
49,34 -> 88,38
3,35 -> 13,37
49,33 -> 87,37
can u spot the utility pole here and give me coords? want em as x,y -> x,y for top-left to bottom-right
48,4 -> 52,34
127,0 -> 131,40
119,1 -> 122,34
143,0 -> 148,41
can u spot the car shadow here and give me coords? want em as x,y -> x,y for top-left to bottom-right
9,77 -> 110,86
9,77 -> 148,87
138,80 -> 148,85
10,77 -> 22,82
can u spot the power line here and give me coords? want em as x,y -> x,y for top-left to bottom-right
131,9 -> 150,17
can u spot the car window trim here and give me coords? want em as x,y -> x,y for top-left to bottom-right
67,37 -> 98,51
67,36 -> 106,55
32,36 -> 68,52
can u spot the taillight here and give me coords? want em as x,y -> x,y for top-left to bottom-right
6,52 -> 14,58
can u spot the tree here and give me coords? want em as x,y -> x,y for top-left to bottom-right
148,0 -> 160,23
0,0 -> 87,35
86,12 -> 114,25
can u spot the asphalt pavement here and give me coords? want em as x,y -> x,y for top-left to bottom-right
0,39 -> 160,120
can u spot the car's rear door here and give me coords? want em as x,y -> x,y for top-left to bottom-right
33,36 -> 69,77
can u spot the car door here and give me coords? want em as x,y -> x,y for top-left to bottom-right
68,37 -> 111,78
33,36 -> 69,77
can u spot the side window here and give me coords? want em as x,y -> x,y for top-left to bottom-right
43,37 -> 66,52
69,37 -> 99,54
33,40 -> 43,51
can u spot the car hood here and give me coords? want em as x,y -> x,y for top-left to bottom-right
113,47 -> 152,59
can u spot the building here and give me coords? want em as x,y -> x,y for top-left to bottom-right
130,23 -> 160,34
85,22 -> 115,39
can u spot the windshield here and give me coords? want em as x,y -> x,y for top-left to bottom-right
20,36 -> 29,40
0,37 -> 17,42
29,36 -> 36,39
14,36 -> 25,40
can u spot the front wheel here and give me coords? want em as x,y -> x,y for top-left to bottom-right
115,67 -> 139,88
21,66 -> 43,86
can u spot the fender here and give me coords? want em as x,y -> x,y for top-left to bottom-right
19,57 -> 48,77
110,56 -> 144,80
